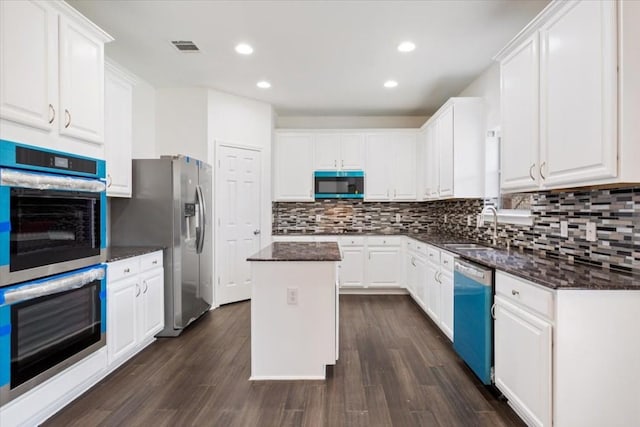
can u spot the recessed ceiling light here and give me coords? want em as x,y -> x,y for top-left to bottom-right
397,41 -> 416,53
257,80 -> 271,89
384,80 -> 398,88
235,43 -> 254,55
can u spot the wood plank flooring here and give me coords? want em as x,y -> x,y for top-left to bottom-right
45,295 -> 524,427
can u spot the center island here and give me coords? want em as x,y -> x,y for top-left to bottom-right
247,242 -> 342,380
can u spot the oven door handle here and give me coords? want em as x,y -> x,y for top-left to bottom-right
0,266 -> 105,306
0,168 -> 106,192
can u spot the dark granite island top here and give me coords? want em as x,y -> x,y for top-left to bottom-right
247,242 -> 342,262
106,246 -> 164,263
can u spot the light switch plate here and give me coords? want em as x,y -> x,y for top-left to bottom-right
287,288 -> 298,305
560,221 -> 568,238
315,214 -> 322,222
395,213 -> 401,223
586,222 -> 597,242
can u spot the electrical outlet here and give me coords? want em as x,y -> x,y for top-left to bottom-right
477,214 -> 483,228
444,214 -> 448,223
586,222 -> 597,242
467,215 -> 472,226
395,213 -> 401,223
287,288 -> 298,305
560,220 -> 568,238
315,214 -> 322,222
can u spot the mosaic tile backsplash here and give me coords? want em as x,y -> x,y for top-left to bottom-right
272,187 -> 640,273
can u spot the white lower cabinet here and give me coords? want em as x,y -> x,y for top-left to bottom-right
365,237 -> 402,287
338,237 -> 365,288
107,251 -> 164,369
422,244 -> 455,341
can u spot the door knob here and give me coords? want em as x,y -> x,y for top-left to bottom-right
253,230 -> 261,235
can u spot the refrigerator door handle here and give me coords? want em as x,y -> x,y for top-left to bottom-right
195,184 -> 206,254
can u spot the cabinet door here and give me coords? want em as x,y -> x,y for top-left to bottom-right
104,67 -> 133,197
494,295 -> 552,427
426,124 -> 439,199
58,15 -> 105,143
500,34 -> 540,192
139,268 -> 164,341
313,133 -> 341,170
437,106 -> 454,197
425,261 -> 440,322
539,0 -> 617,188
0,0 -> 56,131
406,253 -> 416,295
274,133 -> 314,201
107,276 -> 138,365
392,133 -> 417,200
339,246 -> 365,288
364,134 -> 391,200
439,269 -> 454,341
340,133 -> 365,170
413,255 -> 428,308
366,247 -> 401,287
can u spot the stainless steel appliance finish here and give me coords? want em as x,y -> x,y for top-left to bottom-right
110,156 -> 213,337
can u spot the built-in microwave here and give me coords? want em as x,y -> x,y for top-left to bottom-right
314,171 -> 364,199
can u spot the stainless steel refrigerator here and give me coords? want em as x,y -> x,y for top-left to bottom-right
110,156 -> 213,337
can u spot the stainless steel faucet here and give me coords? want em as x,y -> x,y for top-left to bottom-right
481,205 -> 498,246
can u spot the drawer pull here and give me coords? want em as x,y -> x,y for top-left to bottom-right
152,260 -> 158,265
124,268 -> 130,273
512,290 -> 520,296
443,260 -> 448,265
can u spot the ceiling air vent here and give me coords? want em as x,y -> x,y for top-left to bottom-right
171,40 -> 200,52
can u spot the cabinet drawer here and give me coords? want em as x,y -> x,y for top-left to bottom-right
140,251 -> 163,271
339,236 -> 365,246
108,258 -> 140,282
440,252 -> 455,271
426,246 -> 440,264
314,236 -> 338,242
368,236 -> 401,246
496,271 -> 554,320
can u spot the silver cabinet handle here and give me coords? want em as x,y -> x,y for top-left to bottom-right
529,163 -> 536,181
443,259 -> 448,265
107,174 -> 113,188
341,160 -> 344,168
334,159 -> 337,167
491,303 -> 496,319
143,280 -> 148,294
135,283 -> 141,297
512,289 -> 520,296
411,257 -> 416,267
152,260 -> 158,265
253,229 -> 261,235
124,267 -> 130,273
64,109 -> 71,128
386,189 -> 389,197
394,189 -> 397,198
48,104 -> 55,124
540,162 -> 546,180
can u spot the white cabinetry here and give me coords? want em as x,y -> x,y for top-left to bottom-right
107,251 -> 164,370
0,0 -> 112,158
273,132 -> 314,201
497,0 -> 640,191
424,245 -> 455,340
365,132 -> 417,201
104,61 -> 135,197
365,237 -> 402,287
405,239 -> 428,308
338,236 -> 365,288
421,98 -> 484,200
313,133 -> 364,171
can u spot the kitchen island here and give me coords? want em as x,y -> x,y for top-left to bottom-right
247,242 -> 341,380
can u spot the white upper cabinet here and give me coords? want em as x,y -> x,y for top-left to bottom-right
313,132 -> 364,171
105,61 -> 136,198
365,132 -> 418,201
274,132 -> 315,201
364,133 -> 391,200
0,0 -> 56,131
496,0 -> 640,191
500,34 -> 540,192
420,98 -> 484,200
392,133 -> 417,200
0,0 -> 112,158
58,14 -> 106,144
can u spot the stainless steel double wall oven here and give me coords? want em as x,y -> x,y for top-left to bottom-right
0,140 -> 107,404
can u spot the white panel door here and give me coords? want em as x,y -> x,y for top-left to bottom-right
217,145 -> 261,305
439,269 -> 454,341
340,133 -> 365,170
366,247 -> 400,287
392,133 -> 417,200
539,0 -> 617,187
339,246 -> 365,288
313,133 -> 340,170
414,255 -> 427,308
104,68 -> 133,197
274,133 -> 314,201
58,15 -> 104,143
500,34 -> 540,192
494,295 -> 552,427
426,124 -> 439,199
107,276 -> 138,365
364,133 -> 390,200
0,0 -> 56,131
425,261 -> 440,322
139,268 -> 164,341
437,106 -> 454,197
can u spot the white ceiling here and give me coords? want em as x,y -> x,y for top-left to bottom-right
68,0 -> 549,116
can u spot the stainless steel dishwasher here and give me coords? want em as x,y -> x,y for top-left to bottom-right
453,258 -> 494,385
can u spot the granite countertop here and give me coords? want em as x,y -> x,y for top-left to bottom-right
272,231 -> 639,291
247,242 -> 342,262
106,246 -> 164,263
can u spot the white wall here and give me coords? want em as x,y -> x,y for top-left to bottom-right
155,88 -> 208,161
276,115 -> 428,129
131,78 -> 157,159
458,63 -> 500,133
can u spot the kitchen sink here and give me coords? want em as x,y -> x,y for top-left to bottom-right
443,243 -> 492,251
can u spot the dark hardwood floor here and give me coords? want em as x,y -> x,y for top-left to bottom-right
45,295 -> 524,427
